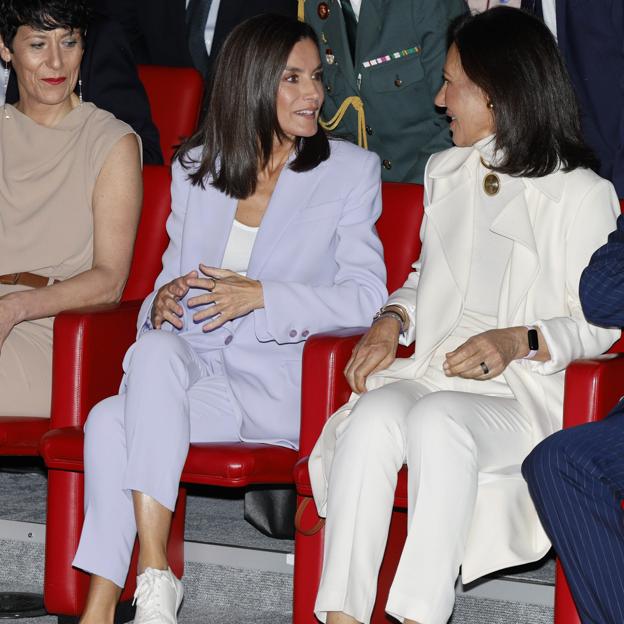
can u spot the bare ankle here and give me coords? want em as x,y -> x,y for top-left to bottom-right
79,607 -> 115,624
138,554 -> 169,575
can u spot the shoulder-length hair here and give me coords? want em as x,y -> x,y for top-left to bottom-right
451,6 -> 597,177
0,0 -> 90,50
177,13 -> 330,198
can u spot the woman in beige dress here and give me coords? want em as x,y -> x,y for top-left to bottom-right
0,0 -> 142,417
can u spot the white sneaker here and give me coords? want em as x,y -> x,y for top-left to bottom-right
132,567 -> 184,624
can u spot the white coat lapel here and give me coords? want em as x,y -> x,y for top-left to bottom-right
425,149 -> 477,299
408,150 -> 476,366
181,183 -> 236,273
491,180 -> 540,323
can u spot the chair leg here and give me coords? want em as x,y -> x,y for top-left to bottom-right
45,470 -> 90,616
293,495 -> 325,624
555,560 -> 581,624
44,471 -> 187,618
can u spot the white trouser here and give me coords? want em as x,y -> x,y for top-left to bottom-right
314,379 -> 533,624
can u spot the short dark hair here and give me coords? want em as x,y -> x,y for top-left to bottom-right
177,13 -> 330,199
0,0 -> 91,50
450,6 -> 597,177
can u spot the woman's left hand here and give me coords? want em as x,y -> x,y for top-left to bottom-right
0,295 -> 23,353
443,327 -> 527,379
186,264 -> 264,332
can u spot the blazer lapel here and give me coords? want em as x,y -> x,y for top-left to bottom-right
425,153 -> 477,299
180,182 -> 236,273
247,161 -> 327,278
410,153 -> 476,363
491,181 -> 540,324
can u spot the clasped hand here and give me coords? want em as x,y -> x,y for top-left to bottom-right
151,264 -> 264,331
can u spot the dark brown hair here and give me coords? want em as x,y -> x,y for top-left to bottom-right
450,6 -> 597,176
176,13 -> 330,198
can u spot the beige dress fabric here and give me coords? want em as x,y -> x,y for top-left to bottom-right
0,102 -> 135,417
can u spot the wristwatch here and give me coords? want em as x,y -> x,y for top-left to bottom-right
523,326 -> 539,360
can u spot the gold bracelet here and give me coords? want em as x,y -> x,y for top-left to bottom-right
373,305 -> 409,333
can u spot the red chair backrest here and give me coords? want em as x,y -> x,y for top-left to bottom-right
137,65 -> 204,164
121,165 -> 171,302
378,182 -> 424,294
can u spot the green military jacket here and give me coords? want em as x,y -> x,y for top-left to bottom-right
304,0 -> 467,183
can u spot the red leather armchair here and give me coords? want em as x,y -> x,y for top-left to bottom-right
38,165 -> 188,617
292,198 -> 624,624
0,165 -> 174,459
0,62 -> 203,455
137,65 -> 204,164
38,181 -> 423,618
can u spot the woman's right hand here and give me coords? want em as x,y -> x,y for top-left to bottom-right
344,318 -> 401,394
150,271 -> 198,329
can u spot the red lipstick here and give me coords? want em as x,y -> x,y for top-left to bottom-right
42,77 -> 66,85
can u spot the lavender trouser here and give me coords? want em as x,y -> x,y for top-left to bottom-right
73,330 -> 240,588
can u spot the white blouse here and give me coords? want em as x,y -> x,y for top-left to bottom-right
220,219 -> 259,276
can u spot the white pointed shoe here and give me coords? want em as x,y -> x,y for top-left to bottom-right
132,566 -> 184,624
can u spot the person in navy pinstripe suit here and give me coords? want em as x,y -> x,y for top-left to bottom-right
523,215 -> 624,623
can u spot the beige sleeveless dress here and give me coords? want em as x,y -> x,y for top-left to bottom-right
0,102 -> 136,417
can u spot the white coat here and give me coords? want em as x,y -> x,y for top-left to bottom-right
310,144 -> 621,582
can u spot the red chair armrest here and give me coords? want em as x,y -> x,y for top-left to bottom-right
294,456 -> 313,496
299,329 -> 415,457
563,354 -> 624,428
50,301 -> 141,429
299,330 -> 364,457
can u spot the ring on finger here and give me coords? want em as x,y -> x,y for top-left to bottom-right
479,361 -> 489,375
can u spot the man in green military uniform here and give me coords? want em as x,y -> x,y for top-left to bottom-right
302,0 -> 467,183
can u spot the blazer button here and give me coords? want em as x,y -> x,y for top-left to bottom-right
289,329 -> 298,338
366,125 -> 373,136
224,335 -> 233,345
383,159 -> 392,170
302,330 -> 310,337
394,78 -> 403,87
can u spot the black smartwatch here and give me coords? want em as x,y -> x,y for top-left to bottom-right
524,326 -> 539,359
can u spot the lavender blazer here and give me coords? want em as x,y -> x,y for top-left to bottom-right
135,139 -> 388,448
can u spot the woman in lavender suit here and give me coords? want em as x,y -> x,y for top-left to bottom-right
72,14 -> 387,624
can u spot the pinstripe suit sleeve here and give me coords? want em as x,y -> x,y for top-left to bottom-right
580,214 -> 624,327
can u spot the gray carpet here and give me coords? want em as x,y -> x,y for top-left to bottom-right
0,539 -> 555,624
497,556 -> 556,586
451,595 -> 553,624
0,470 -> 46,524
0,467 -> 556,623
0,559 -> 292,624
0,470 -> 293,553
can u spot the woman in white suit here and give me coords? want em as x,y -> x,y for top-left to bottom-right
72,14 -> 387,624
311,7 -> 621,624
